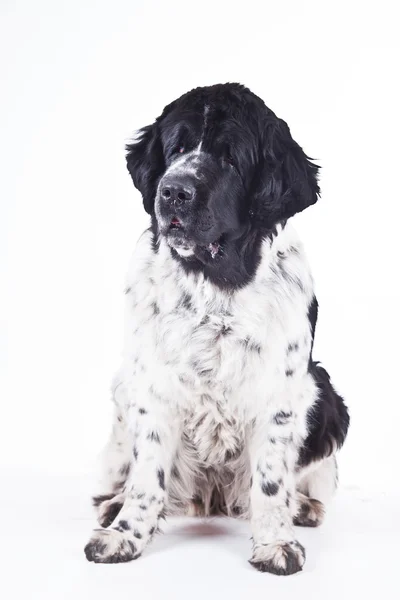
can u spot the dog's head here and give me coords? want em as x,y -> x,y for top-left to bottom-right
126,83 -> 319,282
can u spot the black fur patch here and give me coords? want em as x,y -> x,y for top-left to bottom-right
298,362 -> 350,467
171,465 -> 181,480
221,324 -> 232,335
241,337 -> 262,354
138,407 -> 147,415
180,293 -> 193,311
157,467 -> 165,490
274,411 -> 293,424
287,342 -> 299,353
261,481 -> 279,496
147,431 -> 161,443
119,463 -> 131,477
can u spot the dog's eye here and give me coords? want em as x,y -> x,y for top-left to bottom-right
224,155 -> 235,166
178,146 -> 185,154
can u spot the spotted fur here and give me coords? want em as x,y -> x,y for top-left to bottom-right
84,84 -> 349,575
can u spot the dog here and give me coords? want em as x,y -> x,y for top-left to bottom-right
84,83 -> 349,575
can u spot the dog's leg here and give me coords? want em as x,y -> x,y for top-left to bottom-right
292,454 -> 337,527
84,391 -> 180,563
248,413 -> 306,575
91,381 -> 133,527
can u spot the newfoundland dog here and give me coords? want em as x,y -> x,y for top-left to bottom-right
84,83 -> 349,575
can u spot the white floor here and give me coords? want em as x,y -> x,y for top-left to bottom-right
2,472 -> 399,600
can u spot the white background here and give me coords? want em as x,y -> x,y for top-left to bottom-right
1,1 -> 399,598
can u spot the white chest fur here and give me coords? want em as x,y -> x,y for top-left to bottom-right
119,225 -> 315,466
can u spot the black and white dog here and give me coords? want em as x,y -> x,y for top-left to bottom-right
84,83 -> 349,575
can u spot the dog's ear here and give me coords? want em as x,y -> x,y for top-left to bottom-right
126,123 -> 165,214
250,118 -> 320,228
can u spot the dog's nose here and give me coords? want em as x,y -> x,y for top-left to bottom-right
161,182 -> 194,205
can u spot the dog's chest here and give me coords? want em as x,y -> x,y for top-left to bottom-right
184,392 -> 245,466
158,298 -> 265,390
156,300 -> 266,464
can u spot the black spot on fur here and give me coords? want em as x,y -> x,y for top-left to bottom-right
269,437 -> 276,445
180,293 -> 193,311
232,505 -> 243,516
119,463 -> 131,477
133,446 -> 139,460
225,448 -> 240,461
149,495 -> 157,503
118,520 -> 130,531
157,467 -> 165,490
133,530 -> 142,539
138,407 -> 147,415
221,324 -> 232,336
285,369 -> 294,377
261,481 -> 279,496
139,504 -> 147,511
151,301 -> 160,315
287,342 -> 299,353
274,411 -> 293,425
124,287 -> 131,295
147,431 -> 161,443
171,465 -> 181,480
307,296 -> 318,363
149,526 -> 155,536
241,337 -> 262,354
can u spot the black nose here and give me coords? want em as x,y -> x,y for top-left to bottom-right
161,182 -> 194,205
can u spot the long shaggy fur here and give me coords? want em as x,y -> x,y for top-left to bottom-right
84,83 -> 349,575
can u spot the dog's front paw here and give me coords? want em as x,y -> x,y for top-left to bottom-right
84,529 -> 140,563
249,540 -> 305,575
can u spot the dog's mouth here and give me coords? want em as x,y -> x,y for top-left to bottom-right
169,217 -> 182,230
167,217 -> 221,258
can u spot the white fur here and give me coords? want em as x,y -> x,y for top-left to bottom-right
85,223 -> 337,568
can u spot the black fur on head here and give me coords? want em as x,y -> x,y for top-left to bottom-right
126,83 -> 320,289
